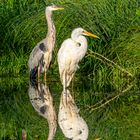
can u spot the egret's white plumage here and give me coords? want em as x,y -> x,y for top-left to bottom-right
58,28 -> 99,89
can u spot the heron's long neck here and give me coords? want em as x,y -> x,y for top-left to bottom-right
45,10 -> 56,51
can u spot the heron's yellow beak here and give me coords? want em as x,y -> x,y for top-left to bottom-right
53,7 -> 64,11
83,31 -> 99,39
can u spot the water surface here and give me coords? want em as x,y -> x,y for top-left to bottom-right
0,76 -> 140,140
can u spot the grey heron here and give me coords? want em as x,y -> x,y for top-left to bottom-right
57,27 -> 99,89
28,4 -> 64,81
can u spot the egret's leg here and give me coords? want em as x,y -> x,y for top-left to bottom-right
67,72 -> 75,88
66,62 -> 77,87
60,71 -> 64,85
71,72 -> 75,83
66,76 -> 71,88
67,75 -> 71,87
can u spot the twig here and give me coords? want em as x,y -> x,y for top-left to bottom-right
87,49 -> 133,78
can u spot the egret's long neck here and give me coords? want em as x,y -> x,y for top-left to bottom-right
72,34 -> 88,55
45,10 -> 56,51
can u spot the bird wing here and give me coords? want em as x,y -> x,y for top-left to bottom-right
28,42 -> 45,70
58,39 -> 78,67
58,38 -> 80,78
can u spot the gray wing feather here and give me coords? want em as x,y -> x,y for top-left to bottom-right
28,44 -> 44,70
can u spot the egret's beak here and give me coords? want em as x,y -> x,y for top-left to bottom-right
83,31 -> 99,39
53,6 -> 64,11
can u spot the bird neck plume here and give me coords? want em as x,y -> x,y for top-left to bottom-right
45,10 -> 56,51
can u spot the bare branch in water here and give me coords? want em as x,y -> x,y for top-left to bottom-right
87,84 -> 133,112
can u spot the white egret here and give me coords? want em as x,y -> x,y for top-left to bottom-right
28,4 -> 64,81
58,27 -> 99,89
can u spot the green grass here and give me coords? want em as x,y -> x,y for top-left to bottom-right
0,0 -> 140,78
0,0 -> 140,139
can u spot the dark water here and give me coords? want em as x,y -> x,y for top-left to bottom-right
0,76 -> 140,140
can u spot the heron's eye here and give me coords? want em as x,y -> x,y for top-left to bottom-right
47,3 -> 54,7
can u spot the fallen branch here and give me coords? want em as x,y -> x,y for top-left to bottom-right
87,49 -> 133,78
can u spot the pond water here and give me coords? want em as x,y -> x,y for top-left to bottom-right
0,75 -> 140,140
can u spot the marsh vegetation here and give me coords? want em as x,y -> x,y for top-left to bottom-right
0,0 -> 140,139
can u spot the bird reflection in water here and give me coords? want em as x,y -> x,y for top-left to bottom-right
28,80 -> 57,140
58,89 -> 89,140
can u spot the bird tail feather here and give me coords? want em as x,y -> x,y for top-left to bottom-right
30,67 -> 38,79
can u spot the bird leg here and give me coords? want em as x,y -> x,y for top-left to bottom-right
37,81 -> 41,92
38,66 -> 41,83
44,65 -> 49,81
44,64 -> 49,81
67,72 -> 75,88
67,75 -> 71,88
64,71 -> 67,92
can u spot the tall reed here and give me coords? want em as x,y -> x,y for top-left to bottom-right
0,0 -> 140,87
